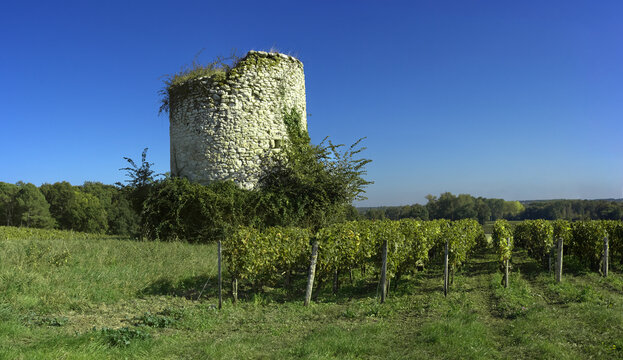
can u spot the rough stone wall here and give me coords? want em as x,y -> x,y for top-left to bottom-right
169,51 -> 306,189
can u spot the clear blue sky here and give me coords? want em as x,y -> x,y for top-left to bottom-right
1,0 -> 621,206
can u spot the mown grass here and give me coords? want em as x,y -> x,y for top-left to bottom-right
1,233 -> 623,359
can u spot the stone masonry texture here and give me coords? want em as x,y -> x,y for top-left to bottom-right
169,51 -> 307,189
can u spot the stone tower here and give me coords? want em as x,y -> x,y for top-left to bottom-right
169,50 -> 306,189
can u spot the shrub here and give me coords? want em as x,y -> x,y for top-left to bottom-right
492,220 -> 513,263
517,220 -> 554,269
159,52 -> 241,114
570,221 -> 607,270
140,178 -> 250,242
601,220 -> 623,264
223,226 -> 311,286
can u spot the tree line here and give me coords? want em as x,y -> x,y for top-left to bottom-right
360,192 -> 623,223
4,180 -> 620,237
0,181 -> 138,235
518,199 -> 623,221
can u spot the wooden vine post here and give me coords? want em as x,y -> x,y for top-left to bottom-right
603,236 -> 609,277
504,238 -> 510,288
443,238 -> 449,297
232,278 -> 238,304
333,269 -> 339,294
380,239 -> 388,303
304,240 -> 319,306
555,238 -> 563,283
217,240 -> 222,310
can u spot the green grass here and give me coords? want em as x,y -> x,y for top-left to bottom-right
1,233 -> 623,359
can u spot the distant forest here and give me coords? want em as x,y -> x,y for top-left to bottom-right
359,192 -> 623,223
0,181 -> 138,235
2,180 -> 622,237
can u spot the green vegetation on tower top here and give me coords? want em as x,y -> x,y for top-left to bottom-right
158,50 -> 302,114
158,52 -> 240,114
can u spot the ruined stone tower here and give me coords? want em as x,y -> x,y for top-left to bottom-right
169,51 -> 306,189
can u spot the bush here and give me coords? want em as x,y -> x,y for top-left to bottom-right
223,226 -> 311,286
255,109 -> 371,232
601,220 -> 623,265
224,219 -> 482,293
398,219 -> 439,269
492,220 -> 513,263
140,178 -> 250,242
516,220 -> 554,269
570,221 -> 607,270
552,220 -> 571,243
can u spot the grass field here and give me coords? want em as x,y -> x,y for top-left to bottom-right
1,234 -> 623,359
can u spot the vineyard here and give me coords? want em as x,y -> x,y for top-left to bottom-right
217,219 -> 623,304
1,221 -> 623,358
3,219 -> 619,303
222,219 -> 484,303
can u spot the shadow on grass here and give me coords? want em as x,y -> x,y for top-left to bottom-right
513,257 -> 543,281
309,274 -> 382,303
563,255 -> 594,276
139,247 -> 551,306
462,247 -> 499,275
142,271 -> 325,304
140,275 -> 219,300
